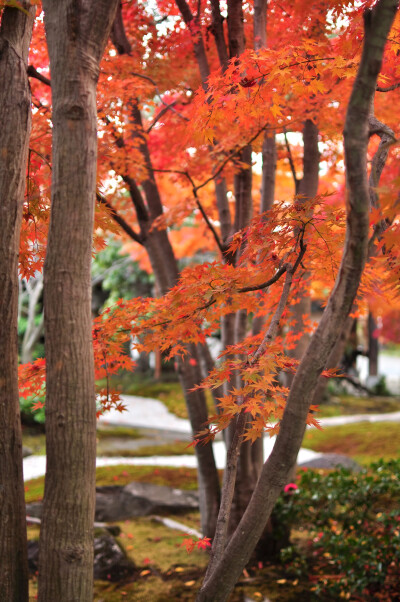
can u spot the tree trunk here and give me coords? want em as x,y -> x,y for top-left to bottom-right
126,103 -> 221,537
288,119 -> 319,368
38,2 -> 118,601
368,312 -> 378,376
0,5 -> 34,601
177,346 -> 221,537
311,314 -> 354,403
196,1 -> 397,598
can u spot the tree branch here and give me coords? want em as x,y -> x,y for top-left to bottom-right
27,64 -> 50,86
376,81 -> 400,91
146,100 -> 179,133
153,168 -> 225,253
96,192 -> 143,245
283,129 -> 299,192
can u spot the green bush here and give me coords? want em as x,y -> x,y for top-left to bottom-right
276,460 -> 400,600
20,392 -> 46,425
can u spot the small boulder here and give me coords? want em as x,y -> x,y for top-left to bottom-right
93,533 -> 136,582
27,534 -> 136,582
27,540 -> 39,574
23,446 -> 33,458
95,482 -> 199,522
298,453 -> 362,472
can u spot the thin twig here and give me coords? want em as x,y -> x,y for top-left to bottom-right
283,129 -> 299,191
146,101 -> 178,133
131,72 -> 189,122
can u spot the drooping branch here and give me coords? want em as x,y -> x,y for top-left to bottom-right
153,121 -> 293,254
150,234 -> 307,330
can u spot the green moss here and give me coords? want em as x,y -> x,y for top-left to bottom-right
318,394 -> 400,418
21,431 -> 46,455
97,441 -> 195,458
95,464 -> 200,489
304,421 -> 400,464
97,425 -> 142,439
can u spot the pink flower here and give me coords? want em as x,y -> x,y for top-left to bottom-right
284,483 -> 298,494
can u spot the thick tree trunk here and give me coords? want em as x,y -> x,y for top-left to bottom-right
38,2 -> 118,601
0,5 -> 34,601
197,1 -> 397,599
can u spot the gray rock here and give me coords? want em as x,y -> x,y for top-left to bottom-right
27,534 -> 136,582
23,446 -> 33,458
298,453 -> 362,472
27,481 -> 199,523
95,482 -> 199,522
93,533 -> 136,581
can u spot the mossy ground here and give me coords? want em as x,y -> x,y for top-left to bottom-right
304,420 -> 400,464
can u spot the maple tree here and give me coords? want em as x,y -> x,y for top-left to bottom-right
1,0 -> 399,599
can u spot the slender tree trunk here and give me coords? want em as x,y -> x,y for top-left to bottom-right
0,5 -> 34,601
288,119 -> 319,366
177,346 -> 221,537
254,0 -> 276,215
368,312 -> 378,377
126,104 -> 221,537
260,135 -> 276,213
38,2 -> 118,601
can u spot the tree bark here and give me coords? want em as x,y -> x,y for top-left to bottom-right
196,1 -> 398,599
288,119 -> 319,366
0,4 -> 35,601
38,2 -> 118,601
368,312 -> 378,376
